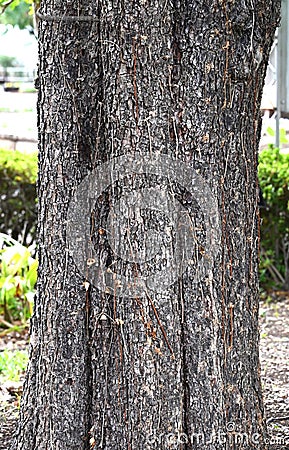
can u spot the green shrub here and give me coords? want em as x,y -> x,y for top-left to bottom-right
259,146 -> 289,289
0,233 -> 37,326
0,0 -> 33,30
0,349 -> 29,383
0,55 -> 18,69
0,149 -> 37,246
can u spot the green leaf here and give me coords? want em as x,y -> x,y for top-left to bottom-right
266,126 -> 275,137
280,128 -> 289,144
26,259 -> 38,289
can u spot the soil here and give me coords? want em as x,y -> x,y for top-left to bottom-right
0,330 -> 29,450
0,293 -> 288,450
260,292 -> 289,449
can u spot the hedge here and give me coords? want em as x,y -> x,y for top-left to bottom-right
0,149 -> 37,247
259,146 -> 289,289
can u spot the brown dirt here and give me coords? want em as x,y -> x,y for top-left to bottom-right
0,330 -> 28,450
260,292 -> 289,449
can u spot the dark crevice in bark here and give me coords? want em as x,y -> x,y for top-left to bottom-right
180,290 -> 190,449
85,288 -> 93,450
85,4 -> 104,446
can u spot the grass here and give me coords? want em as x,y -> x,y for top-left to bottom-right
20,88 -> 37,94
0,349 -> 28,383
0,107 -> 34,113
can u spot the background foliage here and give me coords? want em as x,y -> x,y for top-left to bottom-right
0,0 -> 36,30
0,149 -> 37,247
259,147 -> 289,289
0,348 -> 28,382
0,233 -> 37,329
0,55 -> 18,69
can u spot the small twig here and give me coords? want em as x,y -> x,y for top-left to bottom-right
260,247 -> 285,284
0,0 -> 14,15
132,37 -> 139,124
249,0 -> 256,53
0,317 -> 14,328
267,415 -> 289,424
145,290 -> 175,359
0,321 -> 27,336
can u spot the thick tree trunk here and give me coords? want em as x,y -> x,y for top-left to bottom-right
12,1 -> 280,449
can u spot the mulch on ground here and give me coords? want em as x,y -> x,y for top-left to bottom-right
260,292 -> 289,449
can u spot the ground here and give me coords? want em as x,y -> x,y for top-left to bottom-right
0,294 -> 288,450
0,329 -> 28,450
260,292 -> 289,449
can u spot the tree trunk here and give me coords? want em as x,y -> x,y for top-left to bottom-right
12,1 -> 280,449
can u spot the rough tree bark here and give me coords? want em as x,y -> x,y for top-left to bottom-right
12,1 -> 280,449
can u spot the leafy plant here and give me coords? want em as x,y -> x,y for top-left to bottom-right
259,146 -> 289,289
0,349 -> 28,383
0,0 -> 34,30
0,149 -> 37,183
0,233 -> 37,327
0,148 -> 37,246
0,55 -> 18,69
266,126 -> 289,145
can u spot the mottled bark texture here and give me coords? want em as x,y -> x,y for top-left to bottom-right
12,1 -> 280,449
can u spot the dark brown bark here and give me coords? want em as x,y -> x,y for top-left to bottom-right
12,1 -> 280,449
